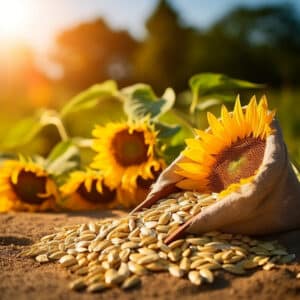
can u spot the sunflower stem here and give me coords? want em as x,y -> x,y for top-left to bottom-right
170,108 -> 195,133
40,112 -> 69,141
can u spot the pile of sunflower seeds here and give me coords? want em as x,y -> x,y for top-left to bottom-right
22,192 -> 295,293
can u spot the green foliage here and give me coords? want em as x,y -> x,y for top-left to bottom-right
189,73 -> 265,113
1,114 -> 44,150
155,122 -> 181,139
122,84 -> 175,121
161,144 -> 185,165
60,80 -> 118,118
45,140 -> 80,177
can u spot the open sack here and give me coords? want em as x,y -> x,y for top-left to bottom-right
132,96 -> 300,241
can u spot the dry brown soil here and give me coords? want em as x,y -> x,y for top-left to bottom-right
1,211 -> 300,300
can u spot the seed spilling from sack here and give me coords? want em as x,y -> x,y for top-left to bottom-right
22,192 -> 294,293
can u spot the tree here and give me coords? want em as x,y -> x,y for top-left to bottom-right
53,19 -> 138,90
133,0 -> 193,93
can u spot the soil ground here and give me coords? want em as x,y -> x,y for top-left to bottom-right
1,211 -> 300,300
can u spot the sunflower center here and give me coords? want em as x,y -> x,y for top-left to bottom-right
11,170 -> 47,205
77,181 -> 116,204
112,130 -> 149,166
208,137 -> 265,193
137,168 -> 161,189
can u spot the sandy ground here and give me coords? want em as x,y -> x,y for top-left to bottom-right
1,211 -> 300,300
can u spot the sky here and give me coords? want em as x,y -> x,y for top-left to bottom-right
0,0 -> 298,76
1,0 -> 299,51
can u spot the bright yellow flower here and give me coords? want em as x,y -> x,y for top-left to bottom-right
176,95 -> 276,196
91,121 -> 164,192
60,170 -> 118,211
0,160 -> 57,212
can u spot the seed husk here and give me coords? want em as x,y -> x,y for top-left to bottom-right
137,254 -> 160,265
128,261 -> 148,275
222,264 -> 246,275
262,262 -> 275,271
69,278 -> 86,291
168,264 -> 184,278
36,254 -> 49,263
188,271 -> 202,285
122,275 -> 141,289
59,255 -> 77,267
105,268 -> 125,285
24,191 -> 294,295
200,268 -> 214,283
87,282 -> 109,293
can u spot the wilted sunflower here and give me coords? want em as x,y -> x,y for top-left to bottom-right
91,121 -> 164,192
60,170 -> 118,210
0,160 -> 57,212
176,95 -> 275,196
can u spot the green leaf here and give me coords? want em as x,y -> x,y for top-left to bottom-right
45,141 -> 80,176
122,84 -> 175,120
189,73 -> 265,113
196,98 -> 223,111
60,80 -> 118,118
161,144 -> 185,165
1,115 -> 44,149
155,122 -> 181,139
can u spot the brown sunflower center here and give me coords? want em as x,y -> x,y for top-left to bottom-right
111,129 -> 149,166
11,170 -> 47,205
137,168 -> 161,189
77,180 -> 116,204
208,137 -> 265,193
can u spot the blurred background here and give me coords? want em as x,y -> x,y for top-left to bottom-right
0,0 -> 299,164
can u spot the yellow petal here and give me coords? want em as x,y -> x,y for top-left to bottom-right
233,95 -> 246,139
207,112 -> 224,136
176,179 -> 207,191
84,176 -> 93,192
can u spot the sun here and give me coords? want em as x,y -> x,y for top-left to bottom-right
0,1 -> 28,40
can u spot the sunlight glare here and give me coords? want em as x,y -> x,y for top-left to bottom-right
0,1 -> 29,40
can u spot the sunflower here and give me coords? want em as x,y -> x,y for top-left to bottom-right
91,121 -> 164,192
117,165 -> 163,208
0,159 -> 57,212
176,95 -> 275,196
60,169 -> 118,210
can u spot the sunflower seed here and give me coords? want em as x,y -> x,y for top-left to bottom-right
121,241 -> 140,250
263,262 -> 275,271
36,254 -> 49,263
87,282 -> 108,293
121,275 -> 141,289
128,261 -> 148,275
168,264 -> 184,278
49,251 -> 65,260
222,264 -> 246,275
200,268 -> 214,283
158,212 -> 171,225
188,271 -> 202,285
69,278 -> 86,291
137,254 -> 160,265
59,255 -> 77,267
105,268 -> 125,285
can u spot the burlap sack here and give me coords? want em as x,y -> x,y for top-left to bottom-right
132,120 -> 300,241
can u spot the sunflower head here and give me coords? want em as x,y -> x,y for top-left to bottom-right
117,166 -> 163,208
0,160 -> 57,212
176,95 -> 276,196
60,170 -> 118,211
91,120 -> 164,192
